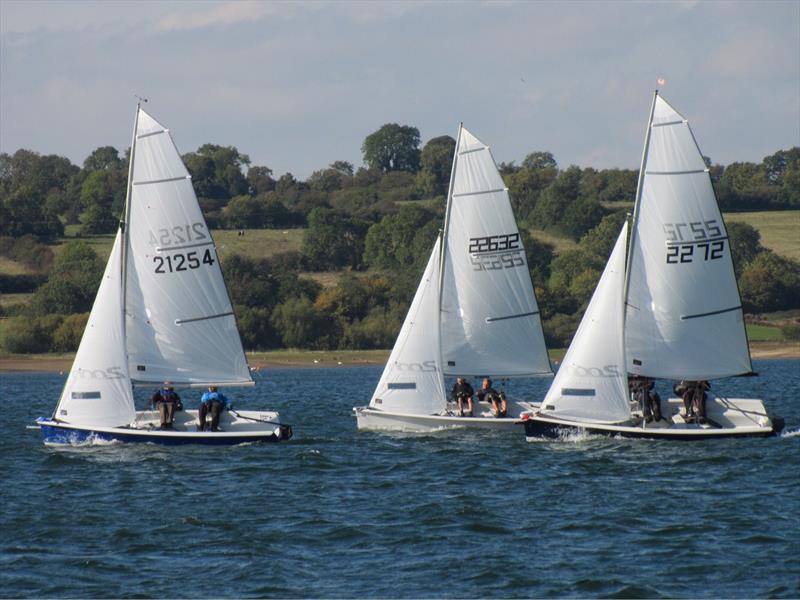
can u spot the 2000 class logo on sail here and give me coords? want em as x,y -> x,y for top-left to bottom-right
468,233 -> 525,271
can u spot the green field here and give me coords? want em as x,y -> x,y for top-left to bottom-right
0,293 -> 32,307
724,210 -> 800,261
528,228 -> 579,254
745,323 -> 785,342
212,228 -> 304,260
44,228 -> 307,265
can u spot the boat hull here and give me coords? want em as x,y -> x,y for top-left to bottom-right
36,409 -> 292,446
354,400 -> 537,432
523,397 -> 783,441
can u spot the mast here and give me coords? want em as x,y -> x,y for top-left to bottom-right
120,100 -> 143,348
622,89 -> 658,322
437,123 -> 463,314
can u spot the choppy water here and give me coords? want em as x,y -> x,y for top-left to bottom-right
1,360 -> 798,598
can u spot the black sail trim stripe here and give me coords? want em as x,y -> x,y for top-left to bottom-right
681,306 -> 741,321
486,311 -> 540,323
133,176 -> 190,186
452,188 -> 506,198
175,311 -> 234,325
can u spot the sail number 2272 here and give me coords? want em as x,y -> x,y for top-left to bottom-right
663,219 -> 727,264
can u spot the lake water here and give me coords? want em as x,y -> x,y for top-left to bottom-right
1,360 -> 798,598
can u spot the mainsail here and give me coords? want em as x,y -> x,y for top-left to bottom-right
54,230 -> 136,427
124,108 -> 252,386
439,127 -> 551,378
541,223 -> 630,423
625,94 -> 752,380
369,237 -> 446,414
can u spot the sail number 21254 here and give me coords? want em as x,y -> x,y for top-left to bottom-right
154,249 -> 215,274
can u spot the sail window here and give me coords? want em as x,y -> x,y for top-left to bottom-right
71,391 -> 102,399
388,383 -> 417,390
561,388 -> 596,397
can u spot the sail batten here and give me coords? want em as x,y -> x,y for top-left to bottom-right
645,169 -> 707,176
452,187 -> 507,198
133,175 -> 191,186
137,129 -> 168,139
681,306 -> 742,320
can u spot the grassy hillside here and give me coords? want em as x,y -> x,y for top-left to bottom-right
724,210 -> 800,261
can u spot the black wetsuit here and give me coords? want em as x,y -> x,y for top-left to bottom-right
451,381 -> 474,402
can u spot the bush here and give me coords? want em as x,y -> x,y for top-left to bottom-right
0,235 -> 54,272
542,312 -> 580,348
340,307 -> 403,349
234,305 -> 281,351
51,313 -> 89,352
2,314 -> 63,353
782,323 -> 800,341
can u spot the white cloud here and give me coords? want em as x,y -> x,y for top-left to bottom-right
155,1 -> 291,32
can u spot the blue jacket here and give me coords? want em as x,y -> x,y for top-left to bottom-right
200,391 -> 230,407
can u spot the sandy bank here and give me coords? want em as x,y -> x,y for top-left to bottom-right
0,343 -> 797,374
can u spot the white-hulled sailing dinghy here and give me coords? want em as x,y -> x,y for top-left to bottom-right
523,91 -> 783,440
35,103 -> 292,445
354,126 -> 552,432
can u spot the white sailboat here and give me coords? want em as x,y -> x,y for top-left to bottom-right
35,103 -> 292,445
523,91 -> 783,440
354,125 -> 552,432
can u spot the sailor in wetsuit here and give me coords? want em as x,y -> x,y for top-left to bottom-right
674,380 -> 710,423
198,386 -> 230,432
477,378 -> 507,418
451,377 -> 474,417
148,382 -> 181,430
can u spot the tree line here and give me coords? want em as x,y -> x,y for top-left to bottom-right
1,124 -> 798,354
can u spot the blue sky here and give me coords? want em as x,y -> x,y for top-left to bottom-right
1,0 -> 798,178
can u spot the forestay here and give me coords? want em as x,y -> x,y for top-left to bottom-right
542,224 -> 630,423
440,127 -> 551,378
55,231 -> 136,427
369,238 -> 446,415
124,109 -> 252,386
625,95 -> 751,380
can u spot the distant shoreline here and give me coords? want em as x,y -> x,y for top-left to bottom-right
1,343 -> 797,374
